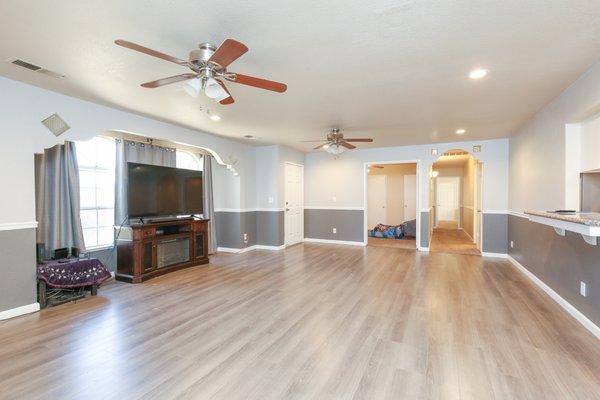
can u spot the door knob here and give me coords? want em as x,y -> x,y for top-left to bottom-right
286,208 -> 290,211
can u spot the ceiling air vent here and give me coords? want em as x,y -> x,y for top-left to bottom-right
8,58 -> 65,78
11,58 -> 42,71
41,113 -> 70,136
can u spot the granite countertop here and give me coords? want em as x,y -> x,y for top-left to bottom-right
525,210 -> 600,227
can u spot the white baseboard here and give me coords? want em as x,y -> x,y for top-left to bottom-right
255,244 -> 286,251
303,238 -> 366,246
418,247 -> 429,252
0,302 -> 40,321
217,244 -> 286,253
481,252 -> 508,258
507,255 -> 600,340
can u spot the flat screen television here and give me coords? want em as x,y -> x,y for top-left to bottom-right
127,162 -> 203,218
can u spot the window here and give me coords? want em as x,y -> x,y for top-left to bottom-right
176,150 -> 203,171
75,137 -> 116,249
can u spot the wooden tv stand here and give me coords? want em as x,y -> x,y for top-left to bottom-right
116,218 -> 209,283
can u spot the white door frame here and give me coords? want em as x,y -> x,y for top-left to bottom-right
474,161 -> 484,251
284,162 -> 304,246
363,160 -> 421,250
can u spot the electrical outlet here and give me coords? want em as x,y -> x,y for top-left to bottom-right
510,240 -> 514,249
332,228 -> 337,234
332,196 -> 337,202
268,196 -> 274,204
580,281 -> 587,297
243,233 -> 249,243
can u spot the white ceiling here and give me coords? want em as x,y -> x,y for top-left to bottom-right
1,0 -> 599,152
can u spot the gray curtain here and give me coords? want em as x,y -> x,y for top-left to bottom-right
36,142 -> 86,256
114,139 -> 177,224
203,154 -> 217,254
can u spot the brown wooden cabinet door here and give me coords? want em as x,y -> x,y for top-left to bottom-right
141,239 -> 156,272
193,232 -> 205,259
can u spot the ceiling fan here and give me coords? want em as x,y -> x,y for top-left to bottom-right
303,128 -> 373,154
114,38 -> 287,105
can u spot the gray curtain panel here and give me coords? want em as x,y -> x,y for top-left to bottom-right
37,142 -> 86,256
202,154 -> 217,254
114,139 -> 176,224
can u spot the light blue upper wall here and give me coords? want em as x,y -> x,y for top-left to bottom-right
509,60 -> 600,212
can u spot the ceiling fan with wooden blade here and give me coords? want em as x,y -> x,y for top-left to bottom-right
306,128 -> 373,154
114,38 -> 287,105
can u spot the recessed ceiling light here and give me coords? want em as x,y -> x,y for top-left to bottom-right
469,68 -> 488,80
455,128 -> 466,135
209,114 -> 221,121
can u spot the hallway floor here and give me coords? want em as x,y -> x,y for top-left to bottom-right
430,220 -> 481,255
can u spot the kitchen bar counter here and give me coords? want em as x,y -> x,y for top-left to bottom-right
524,210 -> 600,245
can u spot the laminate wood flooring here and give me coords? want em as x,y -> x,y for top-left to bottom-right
0,243 -> 598,399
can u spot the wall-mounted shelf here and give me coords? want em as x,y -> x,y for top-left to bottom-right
525,211 -> 600,245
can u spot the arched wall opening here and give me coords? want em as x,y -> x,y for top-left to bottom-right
427,149 -> 483,253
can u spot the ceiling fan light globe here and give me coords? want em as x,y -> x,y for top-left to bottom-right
184,78 -> 201,98
325,144 -> 345,155
204,77 -> 227,99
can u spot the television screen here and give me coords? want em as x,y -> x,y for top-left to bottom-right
127,162 -> 203,218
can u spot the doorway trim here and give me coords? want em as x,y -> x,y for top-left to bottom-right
363,160 -> 422,250
284,161 -> 304,246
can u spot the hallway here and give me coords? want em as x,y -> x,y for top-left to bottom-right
430,221 -> 480,255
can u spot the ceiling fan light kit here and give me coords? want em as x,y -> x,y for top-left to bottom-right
115,38 -> 287,105
307,128 -> 374,155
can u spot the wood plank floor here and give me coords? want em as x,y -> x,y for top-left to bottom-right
368,236 -> 416,249
1,243 -> 599,400
430,222 -> 480,256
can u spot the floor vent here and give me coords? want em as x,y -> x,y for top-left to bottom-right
8,58 -> 65,78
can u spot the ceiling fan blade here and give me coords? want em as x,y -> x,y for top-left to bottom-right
339,141 -> 356,150
208,39 -> 248,68
115,39 -> 188,66
141,73 -> 197,88
344,138 -> 373,142
313,143 -> 329,150
216,80 -> 235,105
300,140 -> 328,142
229,73 -> 287,93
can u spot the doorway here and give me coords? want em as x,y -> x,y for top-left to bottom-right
429,150 -> 482,255
365,162 -> 418,250
284,162 -> 304,246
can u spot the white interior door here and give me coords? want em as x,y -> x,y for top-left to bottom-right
436,177 -> 460,222
403,174 -> 416,221
368,175 -> 387,228
284,163 -> 303,246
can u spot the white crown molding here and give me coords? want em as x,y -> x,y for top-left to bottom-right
0,302 -> 40,321
507,255 -> 600,339
303,238 -> 366,246
304,206 -> 365,210
0,221 -> 38,231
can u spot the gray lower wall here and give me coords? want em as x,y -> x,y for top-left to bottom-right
304,209 -> 364,242
508,214 -> 600,327
215,211 -> 284,249
483,213 -> 508,254
87,247 -> 116,272
0,228 -> 37,312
